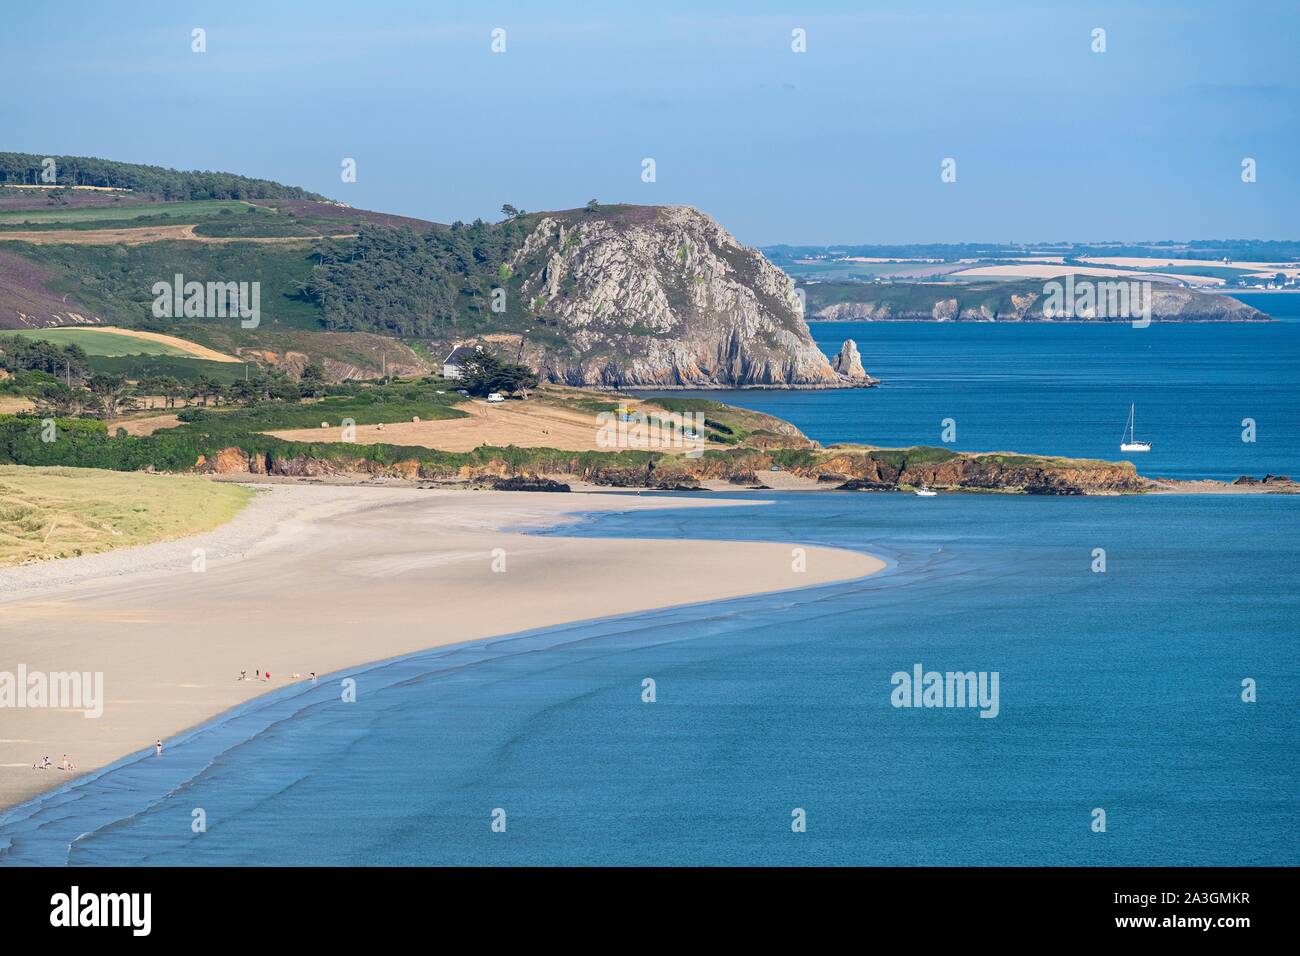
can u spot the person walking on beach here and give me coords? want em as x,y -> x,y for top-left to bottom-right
155,739 -> 163,757
59,754 -> 76,771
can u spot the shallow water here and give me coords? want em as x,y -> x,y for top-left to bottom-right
2,491 -> 1295,866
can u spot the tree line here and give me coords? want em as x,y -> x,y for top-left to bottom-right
2,333 -> 329,420
304,217 -> 536,337
0,152 -> 326,201
0,334 -> 90,379
11,367 -> 322,421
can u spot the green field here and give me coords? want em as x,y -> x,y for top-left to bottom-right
8,327 -> 198,357
0,199 -> 253,226
204,381 -> 470,430
85,354 -> 252,383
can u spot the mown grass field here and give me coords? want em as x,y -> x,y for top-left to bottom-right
8,327 -> 209,357
0,199 -> 251,226
0,464 -> 253,566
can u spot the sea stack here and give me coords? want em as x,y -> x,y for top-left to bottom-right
832,339 -> 875,384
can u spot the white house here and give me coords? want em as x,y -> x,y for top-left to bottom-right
442,345 -> 479,380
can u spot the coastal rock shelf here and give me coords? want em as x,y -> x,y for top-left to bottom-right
186,441 -> 1154,496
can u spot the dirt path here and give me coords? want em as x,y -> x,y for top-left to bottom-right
0,395 -> 36,414
0,224 -> 356,246
107,412 -> 183,436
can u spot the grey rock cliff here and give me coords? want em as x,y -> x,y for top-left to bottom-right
509,205 -> 859,387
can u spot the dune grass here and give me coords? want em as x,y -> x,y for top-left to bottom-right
0,465 -> 253,567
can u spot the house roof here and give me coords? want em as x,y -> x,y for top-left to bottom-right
443,346 -> 479,364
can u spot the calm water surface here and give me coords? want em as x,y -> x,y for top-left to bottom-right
2,310 -> 1296,866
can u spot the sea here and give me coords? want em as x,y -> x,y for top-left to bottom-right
1,295 -> 1296,866
641,293 -> 1300,482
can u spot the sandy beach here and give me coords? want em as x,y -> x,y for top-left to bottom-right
0,484 -> 883,812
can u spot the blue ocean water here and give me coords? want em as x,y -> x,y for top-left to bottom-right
1,492 -> 1295,866
1,314 -> 1297,866
639,300 -> 1300,481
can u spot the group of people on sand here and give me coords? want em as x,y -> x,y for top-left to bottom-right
36,741 -> 162,770
32,754 -> 77,771
237,670 -> 317,684
31,669 -> 325,775
35,741 -> 162,770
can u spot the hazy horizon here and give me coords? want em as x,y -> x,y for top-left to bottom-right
2,0 -> 1296,246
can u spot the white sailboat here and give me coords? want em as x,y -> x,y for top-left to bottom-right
1119,403 -> 1151,452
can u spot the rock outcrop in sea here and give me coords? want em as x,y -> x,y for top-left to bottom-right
830,339 -> 875,382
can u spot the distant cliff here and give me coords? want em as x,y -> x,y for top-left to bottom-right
804,280 -> 1269,322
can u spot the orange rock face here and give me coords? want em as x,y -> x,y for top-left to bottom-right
192,447 -> 251,474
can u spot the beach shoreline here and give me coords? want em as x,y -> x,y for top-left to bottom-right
0,483 -> 884,813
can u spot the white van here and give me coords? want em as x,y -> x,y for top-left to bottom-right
486,392 -> 506,403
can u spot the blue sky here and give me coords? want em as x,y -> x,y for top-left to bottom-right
1,0 -> 1296,245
